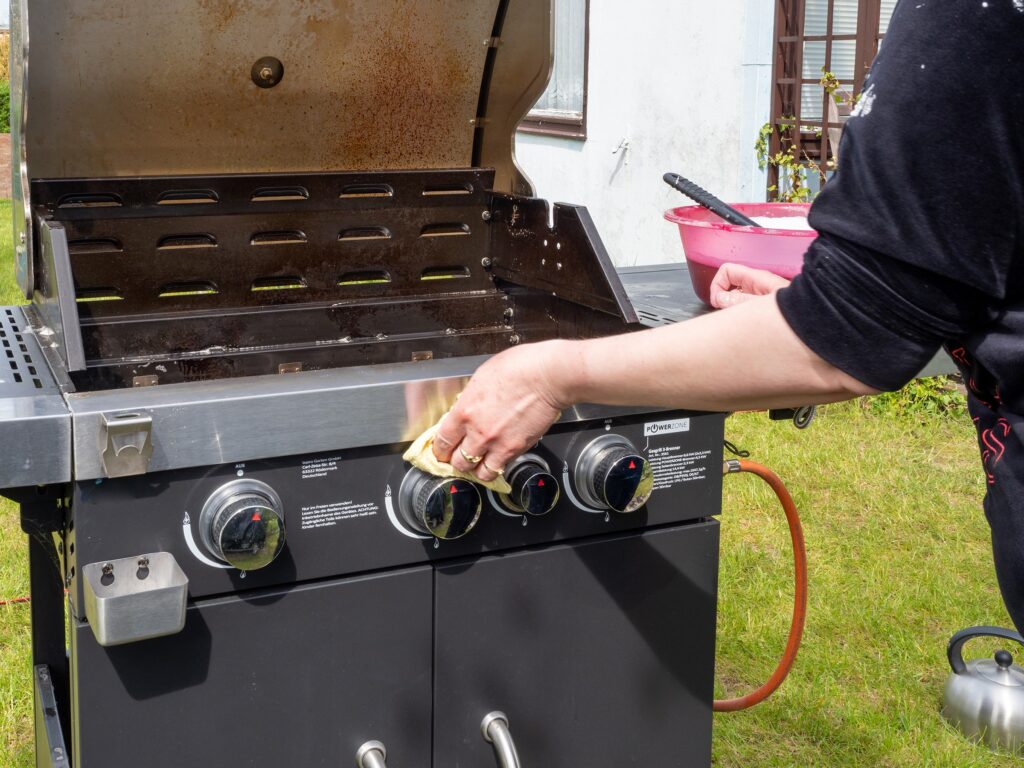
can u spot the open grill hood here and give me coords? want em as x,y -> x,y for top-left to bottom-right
14,0 -> 551,184
10,0 -> 640,393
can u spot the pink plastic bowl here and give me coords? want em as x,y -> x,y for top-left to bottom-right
664,203 -> 817,306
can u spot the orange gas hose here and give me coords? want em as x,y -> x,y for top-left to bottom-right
714,459 -> 808,712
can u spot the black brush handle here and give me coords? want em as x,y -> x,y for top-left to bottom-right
663,172 -> 761,228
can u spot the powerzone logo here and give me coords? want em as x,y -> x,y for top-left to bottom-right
644,418 -> 691,437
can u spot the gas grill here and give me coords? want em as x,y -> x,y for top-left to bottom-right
1,2 -> 724,766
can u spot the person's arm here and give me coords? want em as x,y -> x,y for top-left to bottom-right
434,3 -> 1023,483
433,294 -> 875,482
562,293 -> 872,409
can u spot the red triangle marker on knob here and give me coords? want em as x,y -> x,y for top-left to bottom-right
538,479 -> 545,487
628,461 -> 637,470
251,512 -> 262,522
450,485 -> 458,494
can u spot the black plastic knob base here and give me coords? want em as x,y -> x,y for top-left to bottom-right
409,476 -> 481,540
507,463 -> 560,517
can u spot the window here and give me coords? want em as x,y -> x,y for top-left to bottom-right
768,0 -> 897,189
519,0 -> 588,139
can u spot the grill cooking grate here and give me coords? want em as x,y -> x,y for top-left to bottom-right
0,308 -> 44,392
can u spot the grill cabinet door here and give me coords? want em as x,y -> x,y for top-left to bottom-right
433,522 -> 720,768
71,567 -> 433,767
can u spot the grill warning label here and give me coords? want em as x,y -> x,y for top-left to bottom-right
644,418 -> 691,437
301,456 -> 342,480
648,446 -> 711,490
300,500 -> 379,529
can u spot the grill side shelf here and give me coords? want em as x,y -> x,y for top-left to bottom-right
0,305 -> 73,489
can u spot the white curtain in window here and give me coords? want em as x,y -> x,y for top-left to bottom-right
879,0 -> 899,33
531,0 -> 586,117
804,0 -> 860,35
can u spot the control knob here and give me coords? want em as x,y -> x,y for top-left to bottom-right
502,457 -> 560,516
199,479 -> 286,570
574,435 -> 654,513
399,469 -> 482,540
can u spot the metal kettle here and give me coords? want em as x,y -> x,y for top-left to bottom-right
942,625 -> 1024,752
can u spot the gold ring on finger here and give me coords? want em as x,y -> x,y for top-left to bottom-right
460,447 -> 484,465
483,462 -> 504,476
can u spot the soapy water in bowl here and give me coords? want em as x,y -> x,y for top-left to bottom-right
751,216 -> 813,231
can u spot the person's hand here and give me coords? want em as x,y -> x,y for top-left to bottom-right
431,340 -> 572,483
710,263 -> 791,308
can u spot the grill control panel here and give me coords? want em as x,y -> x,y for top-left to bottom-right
68,411 -> 724,603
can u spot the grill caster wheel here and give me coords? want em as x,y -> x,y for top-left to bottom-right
793,405 -> 816,429
768,405 -> 817,430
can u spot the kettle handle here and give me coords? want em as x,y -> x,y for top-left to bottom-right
948,626 -> 1024,674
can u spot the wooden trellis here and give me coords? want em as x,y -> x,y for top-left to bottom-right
768,0 -> 888,191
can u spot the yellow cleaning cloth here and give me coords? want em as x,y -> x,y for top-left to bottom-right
403,419 -> 512,495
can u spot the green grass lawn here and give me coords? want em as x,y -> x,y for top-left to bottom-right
0,202 -> 15,304
715,405 -> 1014,767
0,198 -> 33,767
0,200 -> 1015,765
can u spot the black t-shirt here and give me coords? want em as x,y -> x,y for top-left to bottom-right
776,1 -> 1024,629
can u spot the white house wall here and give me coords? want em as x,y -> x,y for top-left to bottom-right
516,0 -> 774,268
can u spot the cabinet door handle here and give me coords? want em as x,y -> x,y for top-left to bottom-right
356,741 -> 388,768
481,712 -> 522,768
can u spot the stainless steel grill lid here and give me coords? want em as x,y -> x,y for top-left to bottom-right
14,0 -> 552,183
